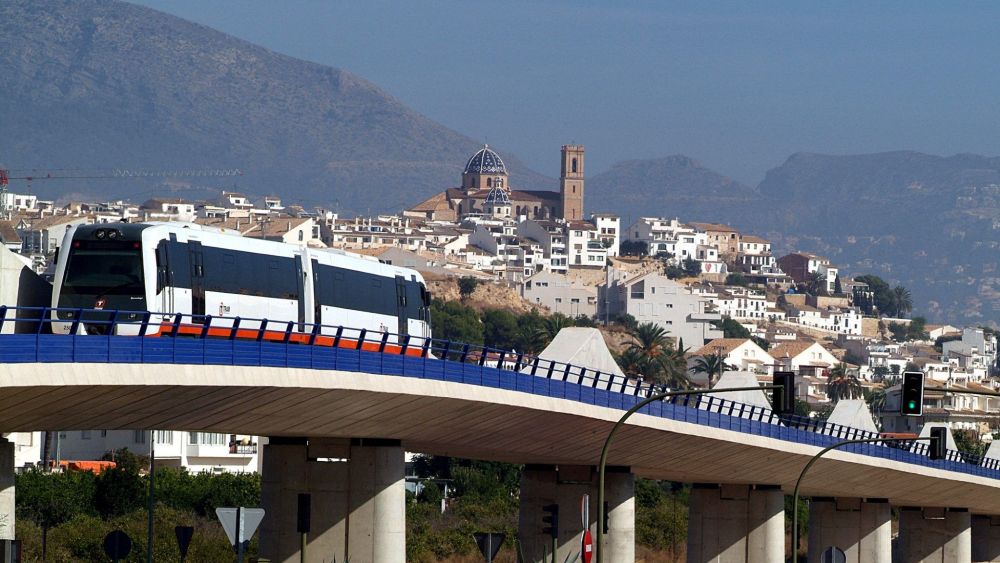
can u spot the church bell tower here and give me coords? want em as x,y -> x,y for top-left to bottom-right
559,144 -> 584,220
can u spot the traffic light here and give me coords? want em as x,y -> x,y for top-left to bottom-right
772,371 -> 796,414
929,426 -> 947,460
542,503 -> 559,539
901,371 -> 925,416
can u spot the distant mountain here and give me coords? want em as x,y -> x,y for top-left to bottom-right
0,0 -> 549,212
590,150 -> 1000,326
587,155 -> 756,225
752,151 -> 1000,325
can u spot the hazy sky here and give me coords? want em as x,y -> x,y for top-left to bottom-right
132,1 -> 1000,183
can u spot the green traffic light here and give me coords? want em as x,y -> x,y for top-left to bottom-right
907,401 -> 917,409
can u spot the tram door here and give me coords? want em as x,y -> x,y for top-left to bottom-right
311,259 -> 322,327
395,275 -> 408,337
189,241 -> 205,317
294,254 -> 306,331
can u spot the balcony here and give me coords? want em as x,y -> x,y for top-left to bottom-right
229,442 -> 259,456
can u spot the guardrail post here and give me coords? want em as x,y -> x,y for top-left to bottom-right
459,344 -> 470,363
200,316 -> 213,339
513,353 -> 524,372
0,306 -> 7,333
546,361 -> 555,379
309,322 -> 320,346
531,357 -> 539,376
496,351 -> 506,370
378,332 -> 389,353
478,347 -> 488,366
283,321 -> 294,344
36,307 -> 49,335
257,319 -> 269,342
138,311 -> 151,336
69,308 -> 83,335
420,338 -> 431,358
333,326 -> 343,348
172,313 -> 183,337
356,329 -> 367,351
105,310 -> 118,339
230,317 -> 242,340
441,340 -> 451,361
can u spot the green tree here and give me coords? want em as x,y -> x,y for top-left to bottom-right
689,354 -> 732,387
713,316 -> 751,339
833,275 -> 843,295
682,257 -> 701,278
481,309 -> 519,350
906,316 -> 929,341
16,469 -> 97,556
532,313 -> 574,350
457,277 -> 479,300
430,299 -> 483,345
725,273 -> 749,287
953,429 -> 987,460
620,240 -> 648,257
826,363 -> 862,402
854,274 -> 895,316
893,285 -> 913,317
626,323 -> 690,389
94,449 -> 147,518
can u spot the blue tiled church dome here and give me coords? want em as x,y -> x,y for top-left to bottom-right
464,145 -> 507,175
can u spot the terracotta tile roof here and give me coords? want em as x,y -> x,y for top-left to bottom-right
769,340 -> 819,359
689,222 -> 740,233
741,235 -> 770,244
694,338 -> 752,357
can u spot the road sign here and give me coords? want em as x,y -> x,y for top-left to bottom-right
216,507 -> 265,547
174,526 -> 194,561
581,529 -> 594,563
473,532 -> 505,562
102,530 -> 132,562
821,546 -> 846,563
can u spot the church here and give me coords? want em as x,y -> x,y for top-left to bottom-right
405,144 -> 586,222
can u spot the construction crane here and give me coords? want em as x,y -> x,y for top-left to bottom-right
0,167 -> 243,218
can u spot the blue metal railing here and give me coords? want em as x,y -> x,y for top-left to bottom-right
2,306 -> 999,479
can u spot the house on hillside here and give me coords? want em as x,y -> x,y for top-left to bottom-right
691,338 -> 776,383
521,271 -> 597,318
769,341 -> 840,377
776,252 -> 839,294
599,268 -> 722,347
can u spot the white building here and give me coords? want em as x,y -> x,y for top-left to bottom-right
591,214 -> 620,257
521,271 -> 598,318
692,338 -> 776,378
599,268 -> 722,346
58,430 -> 260,473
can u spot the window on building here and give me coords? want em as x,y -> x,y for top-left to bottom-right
189,432 -> 227,446
572,158 -> 578,173
81,431 -> 91,440
134,430 -> 147,444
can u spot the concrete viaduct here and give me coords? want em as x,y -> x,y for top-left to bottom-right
0,329 -> 998,562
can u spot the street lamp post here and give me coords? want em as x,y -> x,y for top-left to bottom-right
789,436 -> 936,561
595,384 -> 786,563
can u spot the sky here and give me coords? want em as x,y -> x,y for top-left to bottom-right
132,1 -> 1000,184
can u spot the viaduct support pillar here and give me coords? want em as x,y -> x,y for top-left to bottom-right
518,464 -> 634,563
685,483 -> 783,563
0,438 -> 12,540
259,437 -> 405,563
972,515 -> 1000,562
896,507 -> 971,563
807,497 -> 890,563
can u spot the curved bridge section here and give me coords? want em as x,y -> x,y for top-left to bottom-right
0,308 -> 996,513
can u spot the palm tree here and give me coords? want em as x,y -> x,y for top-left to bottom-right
804,272 -> 827,296
532,314 -> 573,350
893,286 -> 913,318
689,354 -> 733,387
621,323 -> 692,389
826,363 -> 863,402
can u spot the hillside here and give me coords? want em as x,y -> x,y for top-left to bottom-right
587,155 -> 756,224
751,151 -> 1000,326
0,0 -> 550,212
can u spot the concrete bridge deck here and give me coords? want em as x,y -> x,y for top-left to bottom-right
0,333 -> 996,515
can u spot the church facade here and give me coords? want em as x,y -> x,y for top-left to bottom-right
405,144 -> 586,222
